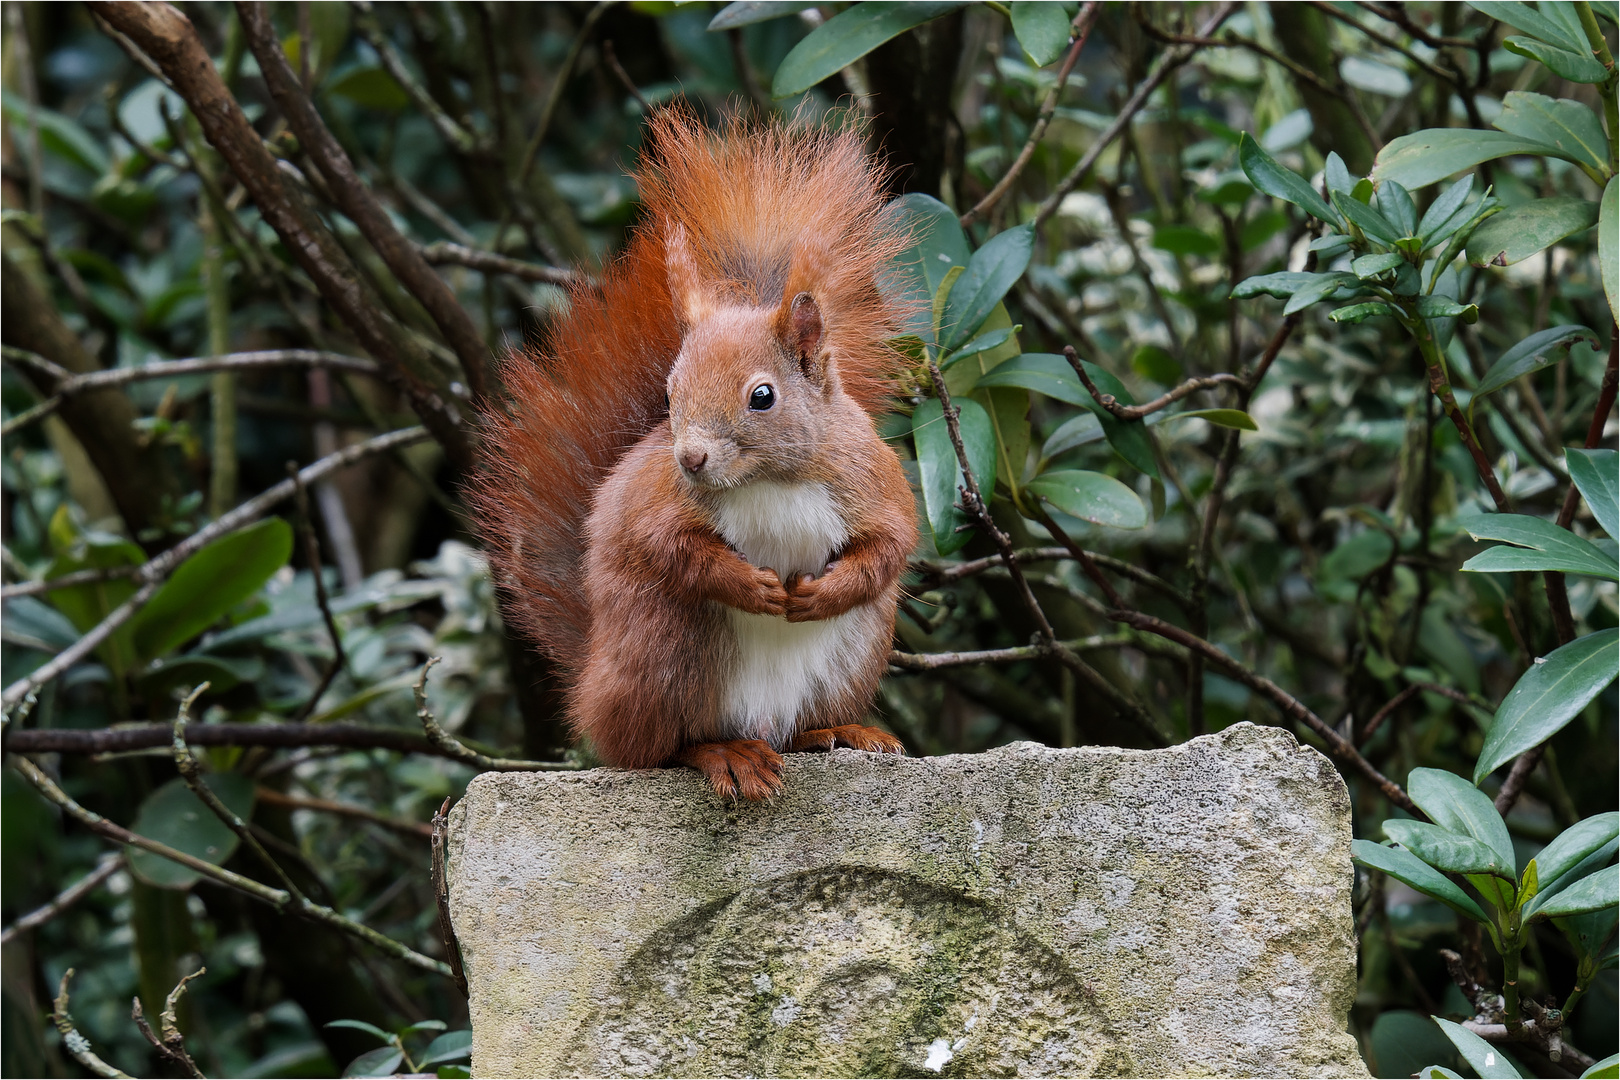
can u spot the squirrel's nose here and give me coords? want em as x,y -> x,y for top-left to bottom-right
678,447 -> 708,473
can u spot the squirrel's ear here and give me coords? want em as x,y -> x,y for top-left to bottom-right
665,225 -> 712,326
785,292 -> 827,388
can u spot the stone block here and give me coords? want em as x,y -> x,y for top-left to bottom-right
447,722 -> 1368,1077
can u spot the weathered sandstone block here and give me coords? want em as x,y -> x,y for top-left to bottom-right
447,722 -> 1368,1078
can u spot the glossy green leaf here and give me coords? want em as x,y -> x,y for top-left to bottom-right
1382,820 -> 1517,880
1503,34 -> 1608,83
1475,628 -> 1620,782
326,1020 -> 394,1043
421,1030 -> 473,1067
1351,839 -> 1489,922
771,2 -> 968,97
1431,1017 -> 1524,1079
129,517 -> 295,662
1332,189 -> 1401,245
1602,177 -> 1618,323
1415,295 -> 1479,323
1467,197 -> 1600,267
1535,814 -> 1620,894
44,533 -> 145,681
1583,1053 -> 1620,1079
884,193 -> 972,328
0,91 -> 111,175
127,774 -> 256,890
326,67 -> 409,111
1131,344 -> 1180,384
912,397 -> 997,556
1373,129 -> 1565,190
1352,252 -> 1405,281
1164,408 -> 1257,431
971,351 -> 1088,406
1331,301 -> 1396,324
1284,272 -> 1362,315
342,1046 -> 405,1079
1530,837 -> 1619,918
1231,271 -> 1317,299
135,654 -> 265,697
941,325 -> 1018,368
1319,530 -> 1395,580
1324,151 -> 1356,196
1472,325 -> 1598,406
1421,1068 -> 1465,1079
1461,513 -> 1618,580
1372,1011 -> 1468,1080
1568,449 -> 1618,540
1407,767 -> 1516,867
1418,175 -> 1476,242
1238,133 -> 1337,223
1010,1 -> 1072,66
1468,1 -> 1584,49
1076,358 -> 1159,480
1534,868 -> 1619,918
1493,91 -> 1611,175
708,1 -> 820,30
941,224 -> 1035,350
1025,469 -> 1146,529
1377,180 -> 1418,236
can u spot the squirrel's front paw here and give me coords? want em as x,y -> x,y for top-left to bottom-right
784,572 -> 823,622
739,565 -> 788,616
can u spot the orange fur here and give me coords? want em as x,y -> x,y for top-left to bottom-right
467,108 -> 915,788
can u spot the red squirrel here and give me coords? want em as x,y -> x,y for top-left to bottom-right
469,109 -> 918,800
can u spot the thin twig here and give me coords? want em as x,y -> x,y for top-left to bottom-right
1034,2 -> 1238,229
254,788 -> 432,839
888,636 -> 1141,672
349,1 -> 481,155
132,967 -> 207,1079
52,970 -> 133,1079
419,241 -> 581,286
413,658 -> 568,771
1073,367 -> 1244,422
432,796 -> 469,998
1,426 -> 430,708
961,2 -> 1101,226
288,462 -> 347,723
603,40 -> 651,112
515,1 -> 611,189
1,853 -> 123,946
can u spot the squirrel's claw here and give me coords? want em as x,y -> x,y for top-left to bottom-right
790,724 -> 906,755
676,739 -> 785,801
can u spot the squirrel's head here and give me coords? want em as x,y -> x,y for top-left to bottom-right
664,228 -> 852,490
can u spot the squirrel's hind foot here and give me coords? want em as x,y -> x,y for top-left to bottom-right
675,740 -> 785,801
790,725 -> 906,755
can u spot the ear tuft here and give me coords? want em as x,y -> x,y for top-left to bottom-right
665,225 -> 711,326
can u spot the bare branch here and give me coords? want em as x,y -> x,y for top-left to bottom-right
414,658 -> 573,771
288,462 -> 348,723
132,966 -> 207,1079
254,788 -> 432,839
420,241 -> 582,287
1,853 -> 123,946
432,797 -> 469,998
52,970 -> 134,1079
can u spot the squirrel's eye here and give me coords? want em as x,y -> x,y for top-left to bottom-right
749,384 -> 775,411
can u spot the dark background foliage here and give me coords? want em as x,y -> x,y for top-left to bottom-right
0,2 -> 1615,1077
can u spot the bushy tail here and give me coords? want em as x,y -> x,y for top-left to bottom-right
469,106 -> 906,672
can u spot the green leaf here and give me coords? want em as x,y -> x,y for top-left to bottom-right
1568,449 -> 1619,540
1475,628 -> 1620,782
1503,34 -> 1608,83
971,351 -> 1088,406
127,774 -> 256,890
1418,175 -> 1477,243
342,1046 -> 405,1079
1331,301 -> 1396,324
1075,358 -> 1159,479
135,654 -> 265,697
1407,767 -> 1516,867
1378,180 -> 1419,236
1231,271 -> 1317,299
1602,177 -> 1618,323
1319,530 -> 1395,581
1151,224 -> 1222,257
1431,1017 -> 1524,1079
1460,513 -> 1618,580
326,67 -> 410,111
912,397 -> 997,556
1466,197 -> 1600,267
884,193 -> 972,326
0,91 -> 111,175
401,1020 -> 448,1036
129,518 -> 294,662
1352,252 -> 1406,281
1468,1 -> 1585,49
1583,1053 -> 1620,1080
771,1 -> 968,97
1130,344 -> 1180,384
1415,295 -> 1479,323
1493,91 -> 1611,175
932,264 -> 966,341
1238,133 -> 1338,223
1472,325 -> 1598,407
941,224 -> 1035,350
1164,408 -> 1257,431
708,1 -> 820,31
1534,868 -> 1619,918
44,533 -> 145,682
941,325 -> 1018,369
1373,129 -> 1567,190
1535,814 -> 1620,894
1382,820 -> 1517,880
1010,1 -> 1072,66
326,1020 -> 395,1044
1351,839 -> 1489,922
1332,189 -> 1402,245
1284,272 -> 1362,315
1534,838 -> 1620,919
1025,470 -> 1146,529
420,1031 -> 473,1067
1421,1069 -> 1465,1079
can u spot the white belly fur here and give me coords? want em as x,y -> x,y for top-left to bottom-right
710,482 -> 883,745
